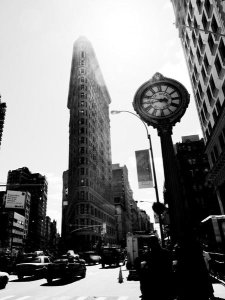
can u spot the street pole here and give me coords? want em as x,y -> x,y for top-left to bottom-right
111,110 -> 164,246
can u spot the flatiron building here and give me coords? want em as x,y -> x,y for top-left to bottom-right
64,37 -> 116,251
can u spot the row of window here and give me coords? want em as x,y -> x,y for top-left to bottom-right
210,125 -> 225,165
73,218 -> 115,236
75,203 -> 113,222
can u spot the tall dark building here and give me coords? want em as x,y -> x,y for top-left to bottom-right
7,167 -> 48,251
171,0 -> 225,214
175,135 -> 220,229
112,164 -> 132,247
65,37 -> 116,251
0,95 -> 6,148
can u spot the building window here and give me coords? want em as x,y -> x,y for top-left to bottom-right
194,17 -> 198,34
222,80 -> 225,96
79,147 -> 85,154
216,99 -> 222,113
192,74 -> 197,87
198,81 -> 203,96
192,31 -> 197,46
212,108 -> 217,122
194,65 -> 198,78
203,54 -> 210,71
202,12 -> 208,31
210,151 -> 216,164
211,15 -> 218,34
80,204 -> 85,214
208,121 -> 212,134
196,47 -> 202,64
215,55 -> 222,76
186,32 -> 190,46
206,87 -> 213,105
189,1 -> 193,16
203,102 -> 209,119
206,129 -> 210,140
209,76 -> 216,94
219,133 -> 225,150
205,0 -> 212,18
188,14 -> 192,28
185,42 -> 189,54
201,66 -> 207,81
198,34 -> 204,52
208,34 -> 215,54
197,0 -> 202,14
190,48 -> 194,61
218,39 -> 225,64
214,145 -> 219,159
201,110 -> 206,124
196,91 -> 201,106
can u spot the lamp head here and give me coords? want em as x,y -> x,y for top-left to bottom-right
110,110 -> 122,115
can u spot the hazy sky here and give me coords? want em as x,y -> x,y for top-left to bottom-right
0,0 -> 202,233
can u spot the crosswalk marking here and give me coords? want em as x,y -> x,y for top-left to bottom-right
0,296 -> 133,300
0,296 -> 15,300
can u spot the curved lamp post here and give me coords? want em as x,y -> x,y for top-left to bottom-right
111,109 -> 164,246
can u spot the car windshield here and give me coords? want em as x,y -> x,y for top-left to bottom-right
21,257 -> 41,263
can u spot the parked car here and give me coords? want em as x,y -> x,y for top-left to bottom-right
80,251 -> 101,265
100,247 -> 123,268
45,254 -> 86,283
15,255 -> 52,280
0,271 -> 9,289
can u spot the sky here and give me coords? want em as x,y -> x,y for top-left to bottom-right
0,0 -> 202,233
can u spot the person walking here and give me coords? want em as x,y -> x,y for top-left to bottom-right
136,235 -> 174,300
174,238 -> 214,300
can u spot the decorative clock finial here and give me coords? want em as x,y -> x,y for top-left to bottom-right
152,72 -> 164,82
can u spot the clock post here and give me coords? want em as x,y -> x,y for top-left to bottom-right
133,72 -> 212,299
156,123 -> 188,241
133,72 -> 190,242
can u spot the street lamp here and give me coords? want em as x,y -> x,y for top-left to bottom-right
111,110 -> 164,246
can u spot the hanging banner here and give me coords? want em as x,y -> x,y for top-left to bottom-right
135,149 -> 153,189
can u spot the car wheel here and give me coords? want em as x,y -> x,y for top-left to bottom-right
81,271 -> 86,278
0,277 -> 8,289
18,274 -> 23,280
102,263 -> 105,268
47,277 -> 52,284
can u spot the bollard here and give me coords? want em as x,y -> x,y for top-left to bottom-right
118,266 -> 123,283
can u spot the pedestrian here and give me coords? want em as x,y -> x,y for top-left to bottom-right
136,235 -> 174,300
174,238 -> 214,300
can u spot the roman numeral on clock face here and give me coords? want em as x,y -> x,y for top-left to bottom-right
170,102 -> 179,108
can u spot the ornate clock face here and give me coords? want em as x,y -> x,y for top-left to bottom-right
133,73 -> 190,128
141,83 -> 181,118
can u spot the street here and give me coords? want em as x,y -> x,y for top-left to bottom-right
0,265 -> 140,300
1,264 -> 225,300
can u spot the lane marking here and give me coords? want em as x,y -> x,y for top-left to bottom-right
76,297 -> 89,300
117,297 -> 129,300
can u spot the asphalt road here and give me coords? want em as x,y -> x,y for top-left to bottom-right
1,264 -> 225,300
0,264 -> 140,300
